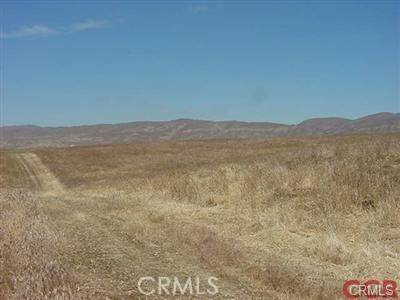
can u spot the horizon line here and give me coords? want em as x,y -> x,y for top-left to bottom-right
1,111 -> 398,128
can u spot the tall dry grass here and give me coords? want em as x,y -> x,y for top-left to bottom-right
1,134 -> 399,299
0,189 -> 101,299
137,135 -> 400,298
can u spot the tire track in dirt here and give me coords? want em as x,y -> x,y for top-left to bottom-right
15,152 -> 64,194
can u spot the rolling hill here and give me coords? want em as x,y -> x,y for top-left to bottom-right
1,112 -> 399,148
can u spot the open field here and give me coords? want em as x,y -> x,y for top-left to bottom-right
1,134 -> 400,299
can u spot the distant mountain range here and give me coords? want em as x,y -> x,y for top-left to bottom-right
1,112 -> 399,149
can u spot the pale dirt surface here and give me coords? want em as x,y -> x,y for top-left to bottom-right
15,152 -> 64,194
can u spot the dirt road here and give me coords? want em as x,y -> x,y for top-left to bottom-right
15,152 -> 64,194
11,152 -> 267,299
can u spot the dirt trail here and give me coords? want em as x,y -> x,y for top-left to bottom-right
16,152 -> 64,194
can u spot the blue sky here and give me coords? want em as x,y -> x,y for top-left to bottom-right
1,1 -> 399,126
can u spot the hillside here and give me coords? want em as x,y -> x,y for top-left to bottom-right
1,112 -> 399,148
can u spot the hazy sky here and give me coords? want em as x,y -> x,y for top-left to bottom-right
1,1 -> 399,126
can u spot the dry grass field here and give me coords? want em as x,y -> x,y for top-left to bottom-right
1,134 -> 400,299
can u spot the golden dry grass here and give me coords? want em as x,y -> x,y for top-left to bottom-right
1,133 -> 399,299
0,190 -> 99,299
